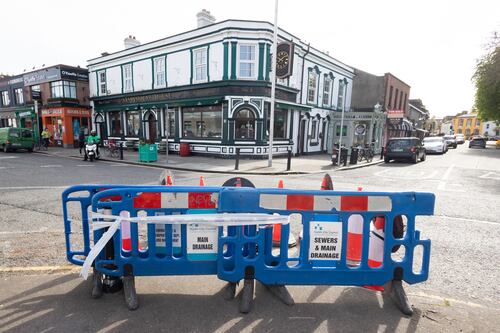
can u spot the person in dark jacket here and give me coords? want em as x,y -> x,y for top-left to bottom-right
78,129 -> 85,155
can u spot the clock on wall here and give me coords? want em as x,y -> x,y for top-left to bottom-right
276,42 -> 294,79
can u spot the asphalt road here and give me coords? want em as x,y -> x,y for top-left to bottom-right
0,142 -> 499,332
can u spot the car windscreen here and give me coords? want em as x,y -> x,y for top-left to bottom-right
387,140 -> 412,149
9,129 -> 20,138
423,138 -> 442,142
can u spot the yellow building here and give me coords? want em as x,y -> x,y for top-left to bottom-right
452,113 -> 483,138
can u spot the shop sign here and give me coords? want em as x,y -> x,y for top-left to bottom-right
18,111 -> 33,118
387,109 -> 404,119
61,69 -> 89,81
42,109 -> 63,116
355,124 -> 366,135
66,109 -> 90,116
23,68 -> 61,86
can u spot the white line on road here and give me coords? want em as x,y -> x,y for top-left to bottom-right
479,171 -> 500,180
432,214 -> 499,226
437,164 -> 464,191
0,156 -> 19,159
40,165 -> 62,168
76,164 -> 95,167
0,186 -> 69,190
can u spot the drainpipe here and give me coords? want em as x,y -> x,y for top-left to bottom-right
299,43 -> 311,103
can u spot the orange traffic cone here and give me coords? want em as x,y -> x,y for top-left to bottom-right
320,173 -> 334,190
199,176 -> 206,186
272,180 -> 297,248
166,174 -> 173,186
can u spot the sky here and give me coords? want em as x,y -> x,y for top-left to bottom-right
0,0 -> 498,118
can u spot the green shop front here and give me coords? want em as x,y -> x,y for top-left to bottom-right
92,82 -> 300,157
15,106 -> 40,142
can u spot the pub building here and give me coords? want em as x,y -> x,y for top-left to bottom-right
22,65 -> 91,147
88,11 -> 354,157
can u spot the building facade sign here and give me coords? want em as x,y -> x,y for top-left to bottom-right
387,109 -> 404,119
23,67 -> 88,86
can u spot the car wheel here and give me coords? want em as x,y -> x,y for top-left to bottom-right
3,145 -> 8,153
412,154 -> 418,164
384,157 -> 390,163
420,152 -> 426,161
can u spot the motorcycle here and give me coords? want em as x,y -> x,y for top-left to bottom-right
84,143 -> 100,162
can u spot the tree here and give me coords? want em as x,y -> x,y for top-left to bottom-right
473,32 -> 500,121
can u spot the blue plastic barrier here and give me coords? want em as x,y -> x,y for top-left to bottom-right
62,184 -> 435,313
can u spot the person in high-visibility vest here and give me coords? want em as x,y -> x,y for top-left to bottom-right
41,128 -> 51,148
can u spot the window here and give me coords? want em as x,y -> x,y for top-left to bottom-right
239,45 -> 256,78
476,119 -> 481,126
51,81 -> 76,98
394,89 -> 399,109
123,64 -> 133,92
108,111 -> 122,137
266,108 -> 288,139
99,71 -> 107,95
466,119 -> 472,127
323,77 -> 332,106
235,108 -> 255,139
459,119 -> 464,126
182,106 -> 221,138
307,72 -> 318,104
31,85 -> 40,92
14,88 -> 23,104
1,91 -> 9,106
126,111 -> 140,136
399,91 -> 403,110
335,125 -> 347,137
311,120 -> 319,141
154,57 -> 166,87
388,86 -> 393,108
193,48 -> 207,82
164,109 -> 175,137
337,80 -> 346,111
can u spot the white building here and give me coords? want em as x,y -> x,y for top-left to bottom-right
482,121 -> 499,138
87,11 -> 355,156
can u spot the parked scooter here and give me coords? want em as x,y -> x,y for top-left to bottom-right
331,144 -> 347,165
84,143 -> 99,162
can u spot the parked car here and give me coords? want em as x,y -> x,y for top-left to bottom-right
423,136 -> 447,154
443,135 -> 457,148
0,127 -> 35,153
455,134 -> 465,144
469,136 -> 486,148
384,137 -> 426,163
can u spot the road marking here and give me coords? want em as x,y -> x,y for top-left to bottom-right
432,215 -> 499,226
0,185 -> 68,190
76,164 -> 95,167
479,171 -> 500,180
374,168 -> 438,180
408,291 -> 498,310
40,164 -> 62,168
0,265 -> 80,273
437,164 -> 463,191
0,229 -> 63,235
0,156 -> 19,159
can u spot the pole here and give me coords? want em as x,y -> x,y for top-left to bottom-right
337,82 -> 347,166
34,100 -> 40,144
165,105 -> 169,164
268,0 -> 279,167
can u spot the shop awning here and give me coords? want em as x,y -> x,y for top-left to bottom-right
389,119 -> 413,132
94,97 -> 224,112
276,100 -> 312,111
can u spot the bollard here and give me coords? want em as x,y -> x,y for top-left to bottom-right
235,147 -> 240,170
286,149 -> 292,171
119,142 -> 124,160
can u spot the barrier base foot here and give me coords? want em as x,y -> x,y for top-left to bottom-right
265,284 -> 295,306
239,279 -> 254,314
385,280 -> 413,316
91,268 -> 103,299
123,275 -> 139,311
223,282 -> 238,300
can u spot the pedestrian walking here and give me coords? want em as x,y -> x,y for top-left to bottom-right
41,128 -> 51,149
78,129 -> 85,155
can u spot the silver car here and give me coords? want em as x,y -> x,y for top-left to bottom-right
443,135 -> 457,148
423,137 -> 447,154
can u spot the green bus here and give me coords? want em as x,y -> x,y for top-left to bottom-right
0,127 -> 35,153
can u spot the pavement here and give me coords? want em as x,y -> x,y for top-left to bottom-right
1,142 -> 499,332
32,146 -> 383,175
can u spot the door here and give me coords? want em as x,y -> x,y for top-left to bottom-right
299,119 -> 306,155
321,120 -> 327,152
72,118 -> 80,148
146,112 -> 157,142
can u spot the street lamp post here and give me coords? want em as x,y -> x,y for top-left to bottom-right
268,0 -> 279,167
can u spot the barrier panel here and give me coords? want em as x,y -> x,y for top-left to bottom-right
62,184 -> 435,314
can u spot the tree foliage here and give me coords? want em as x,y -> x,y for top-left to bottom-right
473,32 -> 500,121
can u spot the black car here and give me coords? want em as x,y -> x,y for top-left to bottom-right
384,137 -> 426,164
469,136 -> 486,148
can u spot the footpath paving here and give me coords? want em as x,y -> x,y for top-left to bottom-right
34,147 -> 382,175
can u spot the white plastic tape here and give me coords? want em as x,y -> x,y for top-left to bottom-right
80,213 -> 289,280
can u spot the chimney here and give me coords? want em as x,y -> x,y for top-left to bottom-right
124,35 -> 141,49
196,9 -> 216,28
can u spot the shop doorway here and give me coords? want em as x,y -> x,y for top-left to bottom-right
322,120 -> 328,152
143,111 -> 157,143
234,108 -> 256,140
298,118 -> 306,155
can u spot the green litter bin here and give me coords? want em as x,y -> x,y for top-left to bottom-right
138,144 -> 158,162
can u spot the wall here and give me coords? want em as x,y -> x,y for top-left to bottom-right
351,69 -> 385,109
384,73 -> 410,114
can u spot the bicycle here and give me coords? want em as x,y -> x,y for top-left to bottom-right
104,140 -> 120,158
357,145 -> 374,163
34,138 -> 50,151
